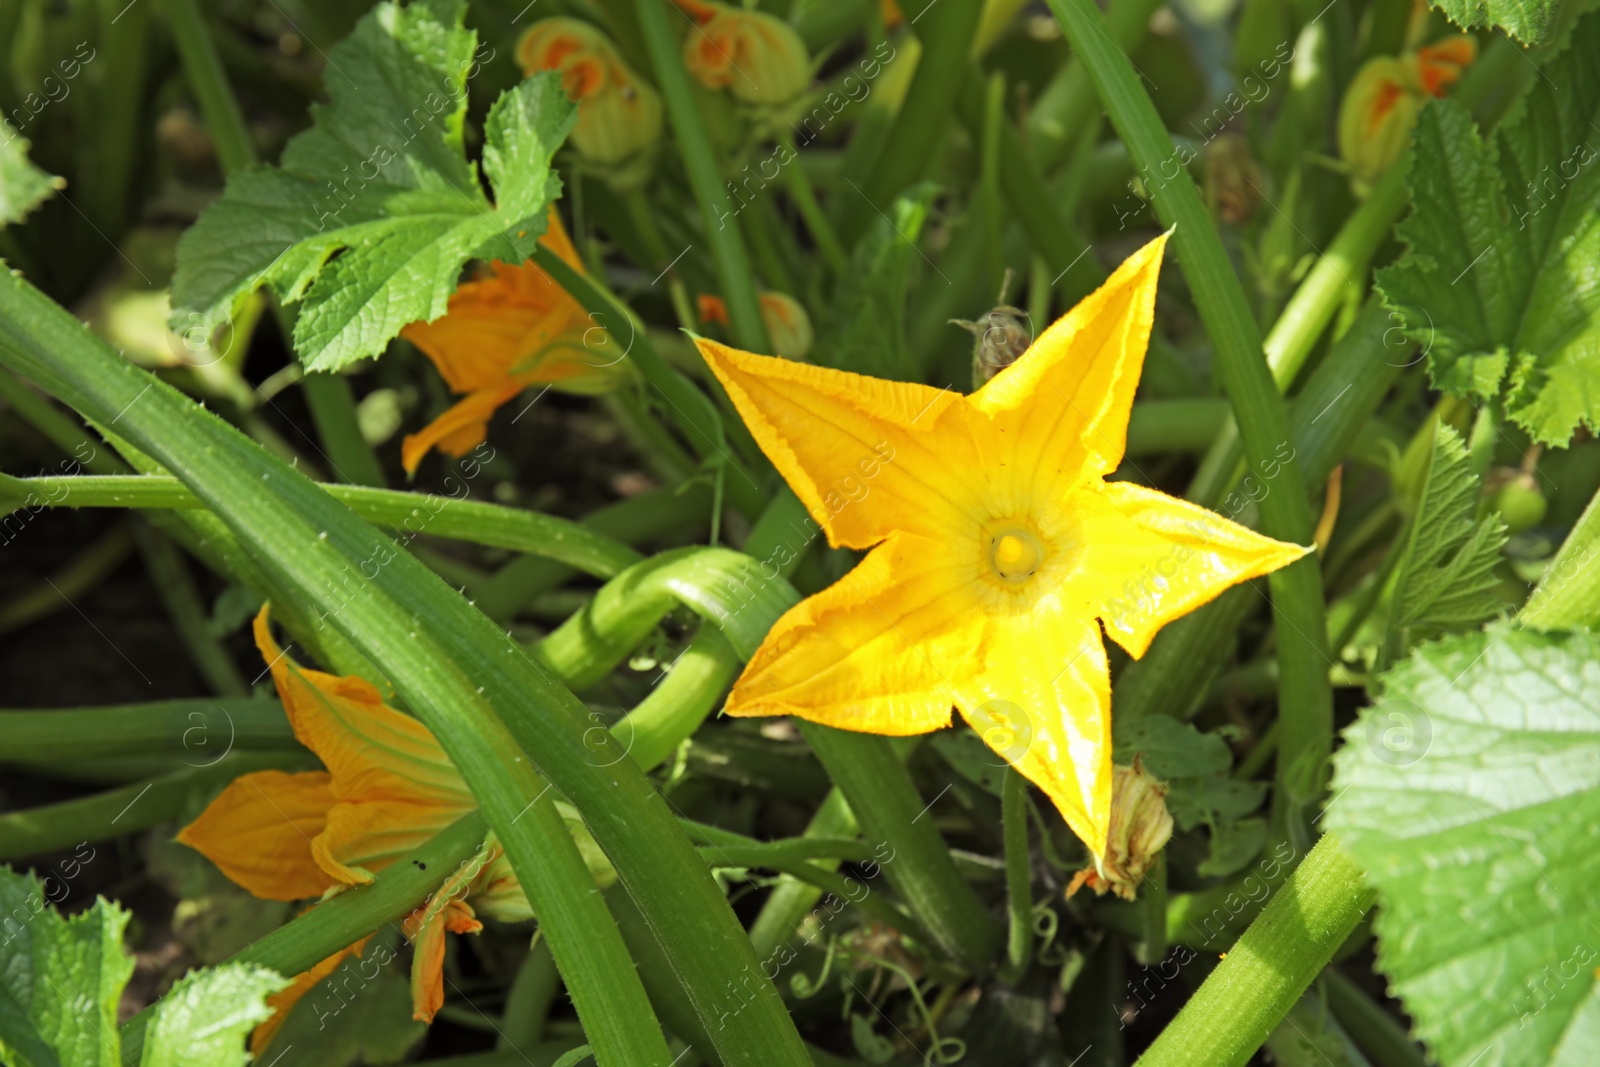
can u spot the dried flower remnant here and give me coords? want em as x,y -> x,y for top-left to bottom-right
1067,757 -> 1175,901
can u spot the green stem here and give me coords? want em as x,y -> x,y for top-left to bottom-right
748,788 -> 857,958
0,753 -> 305,859
122,813 -> 490,1060
980,71 -> 1007,291
473,481 -> 714,620
947,67 -> 1102,301
840,0 -> 981,237
631,0 -> 771,353
156,0 -> 256,173
616,623 -> 739,773
534,546 -> 799,689
1001,767 -> 1033,971
1046,0 -> 1330,819
1322,968 -> 1428,1067
131,521 -> 250,696
530,245 -> 769,518
0,271 -> 809,1066
777,131 -> 849,276
798,724 -> 999,970
1127,399 -> 1230,455
0,699 -> 296,764
1136,835 -> 1373,1067
499,939 -> 560,1052
300,372 -> 389,487
0,370 -> 128,473
1186,166 -> 1408,506
5,474 -> 642,579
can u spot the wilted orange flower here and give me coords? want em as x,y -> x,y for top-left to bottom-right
177,608 -> 586,1045
697,291 -> 814,360
694,234 -> 1308,856
399,207 -> 630,474
1066,757 -> 1174,900
517,18 -> 662,187
673,1 -> 811,109
1339,35 -> 1477,195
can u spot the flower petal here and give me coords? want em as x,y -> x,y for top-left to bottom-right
401,381 -> 527,474
970,232 -> 1169,483
177,770 -> 335,901
405,900 -> 481,1023
313,798 -> 470,886
1087,481 -> 1313,659
954,612 -> 1113,859
696,337 -> 977,547
724,531 -> 981,734
250,936 -> 371,1055
255,609 -> 475,810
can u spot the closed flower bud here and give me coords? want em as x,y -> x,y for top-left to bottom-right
518,18 -> 663,189
1066,757 -> 1174,901
1339,36 -> 1477,196
677,2 -> 811,110
698,291 -> 814,360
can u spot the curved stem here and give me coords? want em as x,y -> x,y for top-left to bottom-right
1136,834 -> 1373,1067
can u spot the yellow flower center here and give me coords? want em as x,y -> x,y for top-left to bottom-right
989,528 -> 1044,582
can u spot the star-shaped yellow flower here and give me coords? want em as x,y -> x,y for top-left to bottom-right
694,233 -> 1308,857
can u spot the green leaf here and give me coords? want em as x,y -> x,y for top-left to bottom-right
169,0 -> 575,372
815,183 -> 938,383
1113,716 -> 1233,780
1329,625 -> 1600,1066
1429,0 -> 1558,43
1377,14 -> 1600,445
140,964 -> 288,1067
1384,422 -> 1509,657
0,867 -> 287,1067
0,868 -> 133,1067
0,131 -> 60,227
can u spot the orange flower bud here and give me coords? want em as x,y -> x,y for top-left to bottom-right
517,18 -> 662,188
697,291 -> 814,360
678,4 -> 811,110
1066,757 -> 1174,901
1339,36 -> 1477,196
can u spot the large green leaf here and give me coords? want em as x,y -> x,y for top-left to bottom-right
1329,626 -> 1600,1066
1383,422 -> 1508,659
0,869 -> 132,1067
0,867 -> 286,1067
169,0 -> 573,372
1430,0 -> 1559,43
0,133 -> 59,227
1377,14 -> 1600,446
140,964 -> 288,1067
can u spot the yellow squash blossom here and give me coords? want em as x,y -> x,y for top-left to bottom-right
1339,35 -> 1477,195
177,608 -> 587,1046
673,0 -> 811,111
694,234 -> 1308,856
399,207 -> 629,475
517,18 -> 663,189
697,291 -> 814,360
